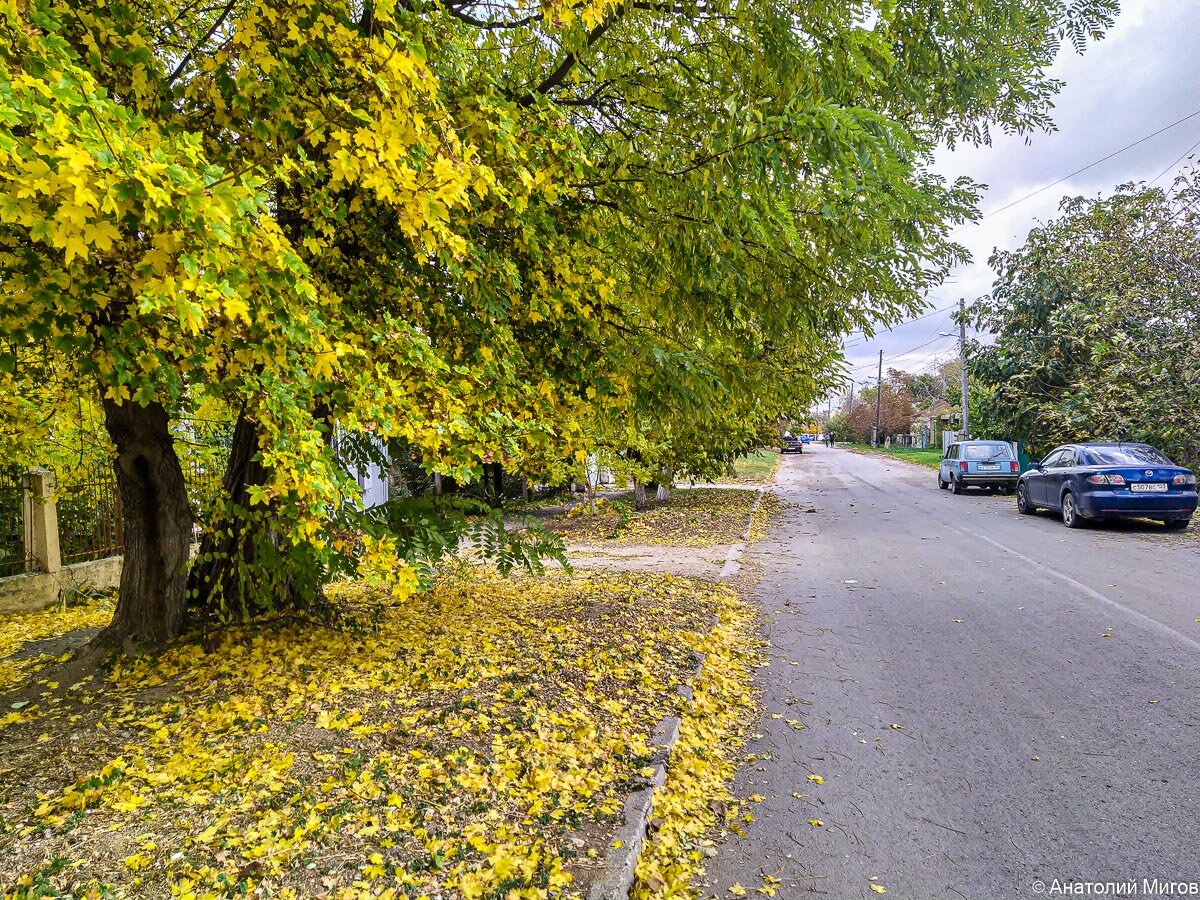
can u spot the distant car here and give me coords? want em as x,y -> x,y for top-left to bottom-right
1017,443 -> 1197,529
939,440 -> 1020,494
780,435 -> 803,454
800,434 -> 812,444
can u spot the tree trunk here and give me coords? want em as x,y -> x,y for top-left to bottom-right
484,462 -> 504,507
633,482 -> 648,511
187,407 -> 320,619
187,408 -> 268,612
656,471 -> 671,503
98,398 -> 192,647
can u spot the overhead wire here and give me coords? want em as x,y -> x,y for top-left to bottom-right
841,299 -> 959,347
1149,135 -> 1200,187
844,313 -> 959,375
949,107 -> 1200,235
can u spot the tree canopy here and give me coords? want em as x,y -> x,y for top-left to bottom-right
0,0 -> 1118,643
967,171 -> 1200,463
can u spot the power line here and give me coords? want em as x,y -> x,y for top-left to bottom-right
845,322 -> 957,374
842,299 -> 959,345
950,107 -> 1200,235
1149,135 -> 1200,187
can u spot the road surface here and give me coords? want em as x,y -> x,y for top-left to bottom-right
706,446 -> 1200,899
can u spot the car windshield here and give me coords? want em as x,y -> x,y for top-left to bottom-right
1084,446 -> 1174,466
963,444 -> 1013,460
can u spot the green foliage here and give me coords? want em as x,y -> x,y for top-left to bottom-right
826,413 -> 858,443
0,0 -> 1118,639
967,172 -> 1200,464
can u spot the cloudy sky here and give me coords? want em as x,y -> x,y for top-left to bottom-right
837,0 -> 1200,397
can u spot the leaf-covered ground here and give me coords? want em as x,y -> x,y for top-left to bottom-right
0,570 -> 757,900
0,598 -> 115,695
545,489 -> 762,548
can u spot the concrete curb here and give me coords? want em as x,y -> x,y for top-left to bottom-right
720,489 -> 767,578
587,654 -> 705,900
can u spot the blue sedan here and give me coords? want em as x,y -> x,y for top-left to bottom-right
1016,443 -> 1197,529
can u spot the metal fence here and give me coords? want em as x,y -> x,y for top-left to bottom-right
0,452 -> 232,585
183,460 -> 224,540
56,461 -> 226,563
57,464 -> 123,565
0,468 -> 34,577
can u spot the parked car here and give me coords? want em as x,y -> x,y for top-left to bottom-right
780,435 -> 803,454
1017,443 -> 1197,529
939,440 -> 1020,494
800,434 -> 812,444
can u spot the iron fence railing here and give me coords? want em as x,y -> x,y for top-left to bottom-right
183,460 -> 224,541
57,464 -> 123,565
0,468 -> 34,577
0,456 -> 228,580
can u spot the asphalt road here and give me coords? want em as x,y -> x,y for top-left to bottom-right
706,446 -> 1200,899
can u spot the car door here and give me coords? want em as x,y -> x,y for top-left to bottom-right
941,444 -> 958,483
1027,449 -> 1062,505
1044,448 -> 1076,509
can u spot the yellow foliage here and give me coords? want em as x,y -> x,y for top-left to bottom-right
1,571 -> 754,899
0,597 -> 114,693
631,589 -> 760,899
549,489 -> 762,547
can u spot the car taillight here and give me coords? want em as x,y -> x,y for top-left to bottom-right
1010,461 -> 1019,473
1174,473 -> 1197,485
959,462 -> 968,472
1087,474 -> 1126,485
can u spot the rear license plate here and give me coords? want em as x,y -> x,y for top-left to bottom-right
977,464 -> 1000,471
1130,483 -> 1168,493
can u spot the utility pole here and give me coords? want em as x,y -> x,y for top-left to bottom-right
958,297 -> 969,441
873,348 -> 883,447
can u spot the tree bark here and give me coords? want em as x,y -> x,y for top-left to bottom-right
187,408 -> 268,611
187,407 -> 321,619
98,398 -> 192,647
633,482 -> 649,511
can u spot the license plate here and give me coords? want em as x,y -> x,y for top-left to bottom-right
977,464 -> 1000,471
1130,483 -> 1168,493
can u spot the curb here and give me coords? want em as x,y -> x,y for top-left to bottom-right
720,489 -> 766,578
587,654 -> 705,900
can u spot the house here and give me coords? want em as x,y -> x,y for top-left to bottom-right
909,400 -> 961,450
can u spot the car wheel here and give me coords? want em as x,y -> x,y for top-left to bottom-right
1166,517 -> 1191,530
951,477 -> 964,495
938,474 -> 948,490
1017,483 -> 1036,515
1061,492 -> 1084,528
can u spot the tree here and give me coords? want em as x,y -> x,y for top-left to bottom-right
845,372 -> 916,442
967,171 -> 1200,463
1,0 -> 1118,645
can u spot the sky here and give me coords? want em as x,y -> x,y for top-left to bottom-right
837,0 -> 1200,400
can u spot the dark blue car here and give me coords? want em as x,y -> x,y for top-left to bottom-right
1016,443 -> 1197,529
